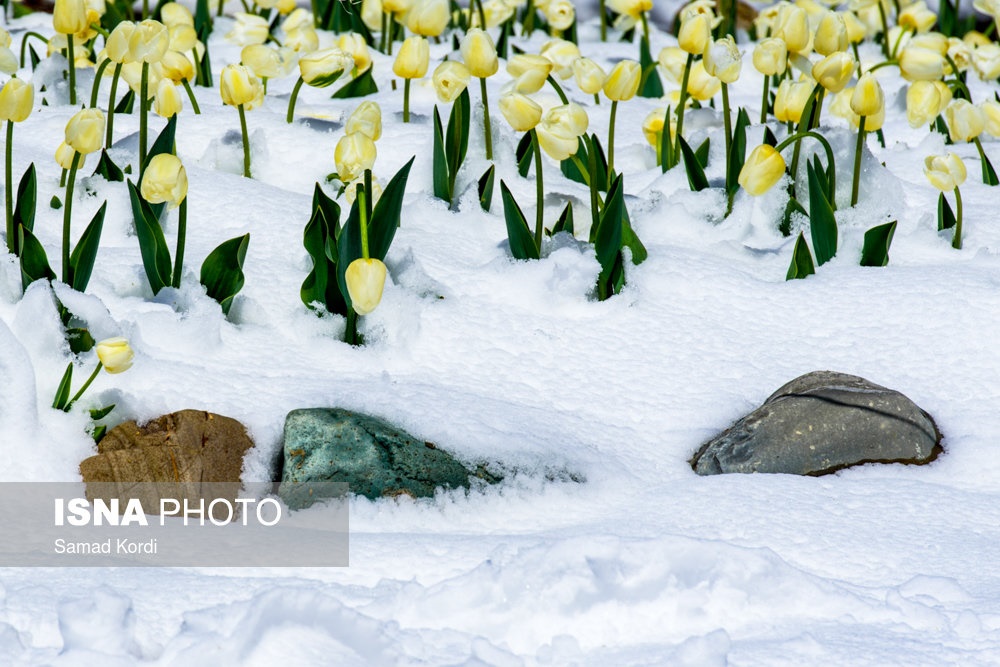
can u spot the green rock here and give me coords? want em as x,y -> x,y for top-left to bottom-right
279,408 -> 477,505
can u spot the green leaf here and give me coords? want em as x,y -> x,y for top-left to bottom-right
638,37 -> 664,98
588,134 -> 611,191
937,191 -> 956,230
50,195 -> 62,209
301,204 -> 347,316
312,182 -> 342,241
860,220 -> 897,267
478,164 -> 495,211
516,132 -> 533,178
17,225 -> 55,292
500,181 -> 539,260
89,403 -> 116,420
446,88 -> 471,180
694,137 -> 710,169
552,201 -> 574,236
28,45 -> 40,71
92,149 -> 124,182
127,180 -> 172,295
12,163 -> 36,238
807,157 -> 837,266
91,424 -> 107,442
66,327 -> 95,354
335,198 -> 364,312
201,233 -> 250,315
114,89 -> 135,114
52,363 -> 73,411
368,157 -> 414,261
560,136 -> 590,186
621,214 -> 647,265
432,105 -> 451,202
981,150 -> 999,186
68,202 -> 107,293
194,0 -> 213,38
763,126 -> 778,147
780,195 -> 807,237
727,108 -> 750,195
331,67 -> 378,98
679,136 -> 709,192
796,83 -> 822,132
145,114 -> 178,172
594,174 -> 625,299
660,106 -> 674,173
786,232 -> 816,280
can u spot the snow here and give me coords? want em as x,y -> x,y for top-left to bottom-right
2,5 -> 1000,665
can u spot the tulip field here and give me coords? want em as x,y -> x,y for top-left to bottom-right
3,0 -> 1000,662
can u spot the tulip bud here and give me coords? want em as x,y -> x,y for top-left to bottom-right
850,72 -> 884,117
220,63 -> 264,109
128,19 -> 170,63
539,39 -> 580,79
121,60 -> 163,95
812,52 -> 855,93
773,5 -> 810,54
55,142 -> 83,170
814,12 -> 848,56
337,33 -> 372,73
96,337 -> 134,374
432,60 -> 471,103
461,28 -> 499,78
105,20 -> 135,64
924,153 -> 967,191
657,46 -> 687,83
53,0 -> 89,35
361,0 -> 382,29
393,36 -> 430,79
603,59 -> 641,101
739,145 -> 786,196
753,38 -> 787,76
227,13 -> 270,46
981,100 -> 1000,137
406,0 -> 449,36
944,99 -> 985,142
335,132 -> 377,182
899,1 -> 937,32
704,36 -> 742,84
899,46 -> 945,82
499,91 -> 542,131
345,101 -> 382,141
283,20 -> 319,53
774,79 -> 813,123
242,44 -> 297,79
153,78 -> 183,118
973,43 -> 1000,81
0,78 -> 34,123
141,153 -> 188,208
908,32 -> 949,55
906,80 -> 942,127
298,48 -> 353,87
841,11 -> 867,44
678,13 -> 711,55
572,58 -> 606,94
545,0 -> 575,30
975,0 -> 1000,18
345,258 -> 387,315
168,24 -> 197,53
65,108 -> 105,155
160,2 -> 194,27
160,50 -> 196,82
0,47 -> 15,76
507,54 -> 553,94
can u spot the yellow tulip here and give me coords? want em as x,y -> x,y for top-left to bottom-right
906,80 -> 943,127
899,46 -> 945,81
335,132 -> 377,182
572,57 -> 606,94
0,78 -> 34,123
539,38 -> 579,79
337,33 -> 372,73
227,12 -> 270,46
406,0 -> 449,36
345,258 -> 387,315
153,78 -> 183,118
898,1 -> 937,32
461,28 -> 499,78
140,153 -> 188,208
220,63 -> 264,109
908,32 -> 949,55
944,99 -> 985,142
739,145 -> 786,196
105,21 -> 135,64
345,101 -> 382,141
924,153 -> 967,191
55,142 -> 83,170
685,61 -> 720,101
160,50 -> 196,82
812,52 -> 855,93
432,60 -> 471,103
53,0 -> 89,35
393,36 -> 430,79
128,19 -> 170,63
160,2 -> 194,27
499,91 -> 542,131
545,0 -> 575,30
298,48 -> 354,87
814,11 -> 848,56
677,13 -> 711,55
65,108 -> 105,155
603,59 -> 641,101
657,46 -> 687,83
121,60 -> 163,94
773,5 -> 810,53
850,72 -> 884,117
973,43 -> 1000,80
507,54 -> 552,94
841,11 -> 867,44
704,36 -> 742,84
95,337 -> 134,374
242,44 -> 298,79
753,38 -> 787,76
774,79 -> 813,123
981,100 -> 1000,137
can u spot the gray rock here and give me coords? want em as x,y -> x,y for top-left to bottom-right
691,371 -> 942,476
279,408 -> 482,505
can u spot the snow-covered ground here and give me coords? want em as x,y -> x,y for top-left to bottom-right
2,6 -> 1000,665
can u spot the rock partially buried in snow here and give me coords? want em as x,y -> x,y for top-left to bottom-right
691,371 -> 942,476
279,408 -> 489,505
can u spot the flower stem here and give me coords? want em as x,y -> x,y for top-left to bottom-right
63,362 -> 103,412
851,115 -> 867,207
774,129 -> 838,200
673,53 -> 694,168
4,120 -> 13,255
546,75 -> 569,104
530,128 -> 544,251
18,31 -> 48,69
953,186 -> 963,249
360,168 -> 372,259
172,198 -> 187,288
599,0 -> 606,40
62,152 -> 81,284
286,76 -> 305,123
181,79 -> 201,114
237,103 -> 251,178
586,137 -> 600,233
480,77 -> 493,160
66,36 -> 77,106
607,100 -> 618,176
877,1 -> 891,59
403,78 -> 410,122
759,76 -> 770,124
138,62 -> 149,175
105,63 -> 122,149
89,58 -> 112,108
721,82 -> 732,166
